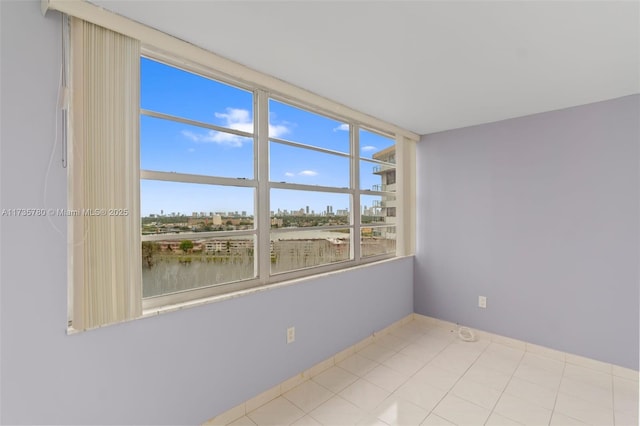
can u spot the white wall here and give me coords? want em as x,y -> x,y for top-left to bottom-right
0,2 -> 414,424
415,94 -> 639,369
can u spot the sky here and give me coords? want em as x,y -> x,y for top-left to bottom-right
140,57 -> 395,217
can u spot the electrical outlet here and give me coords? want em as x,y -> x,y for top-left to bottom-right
287,326 -> 295,344
478,296 -> 487,309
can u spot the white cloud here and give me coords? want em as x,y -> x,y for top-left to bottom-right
182,130 -> 201,142
284,172 -> 295,177
299,170 -> 318,176
181,128 -> 245,148
269,123 -> 289,138
181,108 -> 290,147
361,145 -> 377,152
333,123 -> 349,132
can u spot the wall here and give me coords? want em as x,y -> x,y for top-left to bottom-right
415,94 -> 639,369
0,2 -> 414,424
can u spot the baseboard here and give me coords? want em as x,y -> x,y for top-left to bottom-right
202,313 -> 413,425
203,313 -> 638,425
412,313 -> 639,379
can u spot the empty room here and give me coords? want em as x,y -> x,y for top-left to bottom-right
1,0 -> 638,425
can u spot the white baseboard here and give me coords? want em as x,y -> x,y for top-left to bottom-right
204,313 -> 638,425
203,314 -> 412,425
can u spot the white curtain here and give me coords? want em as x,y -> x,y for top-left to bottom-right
70,17 -> 141,330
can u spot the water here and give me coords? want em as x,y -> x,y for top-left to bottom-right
142,234 -> 394,298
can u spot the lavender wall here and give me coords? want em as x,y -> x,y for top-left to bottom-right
0,2 -> 414,424
415,94 -> 639,369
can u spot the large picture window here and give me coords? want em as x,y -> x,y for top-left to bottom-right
139,57 -> 402,306
61,6 -> 416,330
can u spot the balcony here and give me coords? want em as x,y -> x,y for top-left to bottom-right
372,164 -> 395,175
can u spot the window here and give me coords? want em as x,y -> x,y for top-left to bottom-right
140,58 -> 258,301
140,57 -> 403,307
268,99 -> 353,276
359,129 -> 397,258
58,3 -> 417,330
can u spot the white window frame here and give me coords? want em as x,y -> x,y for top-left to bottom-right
140,52 -> 406,310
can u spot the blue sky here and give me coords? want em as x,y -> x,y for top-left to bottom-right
140,57 -> 394,217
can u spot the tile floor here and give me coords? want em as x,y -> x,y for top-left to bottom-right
227,320 -> 639,425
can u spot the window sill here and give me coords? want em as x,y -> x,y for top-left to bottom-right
67,256 -> 412,335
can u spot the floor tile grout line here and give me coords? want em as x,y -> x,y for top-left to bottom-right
281,380 -> 337,417
354,324 -> 448,425
611,371 -> 617,426
352,323 -> 461,426
481,342 -> 527,426
390,334 -> 457,424
410,331 -> 493,425
547,356 -> 567,426
306,393 -> 368,426
285,327 -> 419,425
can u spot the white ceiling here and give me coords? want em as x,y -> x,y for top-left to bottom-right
90,0 -> 639,135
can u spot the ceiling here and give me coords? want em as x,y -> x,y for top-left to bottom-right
90,0 -> 639,135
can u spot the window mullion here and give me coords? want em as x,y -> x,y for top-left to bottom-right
141,109 -> 254,139
352,125 -> 361,262
270,182 -> 351,194
140,171 -> 257,188
397,135 -> 416,256
256,89 -> 270,282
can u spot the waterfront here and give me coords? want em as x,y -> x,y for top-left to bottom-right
142,232 -> 394,297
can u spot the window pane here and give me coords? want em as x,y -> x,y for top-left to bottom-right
361,226 -> 396,257
270,189 -> 350,226
141,57 -> 253,129
270,142 -> 349,187
360,194 -> 394,225
271,229 -> 351,274
141,180 -> 254,223
142,235 -> 256,298
361,159 -> 396,192
269,99 -> 350,153
360,129 -> 395,160
141,115 -> 253,179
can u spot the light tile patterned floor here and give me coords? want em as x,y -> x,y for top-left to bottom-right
231,320 -> 639,425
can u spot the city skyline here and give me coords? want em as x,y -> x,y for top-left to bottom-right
141,204 -> 382,219
140,57 -> 395,217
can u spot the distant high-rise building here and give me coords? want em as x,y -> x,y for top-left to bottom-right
372,145 -> 397,239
